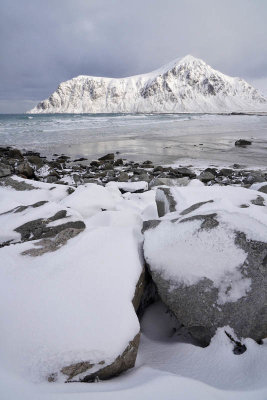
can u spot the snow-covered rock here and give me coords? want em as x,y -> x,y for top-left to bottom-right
29,55 -> 267,114
0,177 -> 145,382
143,185 -> 267,344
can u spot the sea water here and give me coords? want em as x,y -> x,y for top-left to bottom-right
0,113 -> 266,167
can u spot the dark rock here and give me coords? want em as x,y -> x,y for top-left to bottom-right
90,160 -> 101,167
142,160 -> 153,165
198,171 -> 215,183
0,176 -> 36,191
153,166 -> 164,173
132,268 -> 146,312
224,330 -> 247,355
114,158 -> 123,166
218,168 -> 233,177
7,148 -> 23,160
15,211 -> 85,242
100,163 -> 113,171
117,172 -> 129,182
0,163 -> 12,178
0,201 -> 48,217
133,173 -> 150,183
48,161 -> 62,170
203,167 -> 218,176
73,157 -> 88,162
155,187 -> 177,217
83,178 -> 102,185
26,155 -> 44,168
180,200 -> 214,216
232,164 -> 241,169
22,227 -> 85,257
235,139 -> 252,146
23,150 -> 41,157
258,185 -> 267,194
16,162 -> 34,178
98,153 -> 115,161
245,173 -> 265,184
174,167 -> 196,178
67,187 -> 75,195
142,161 -> 154,168
46,175 -> 58,184
58,155 -> 70,160
251,195 -> 265,206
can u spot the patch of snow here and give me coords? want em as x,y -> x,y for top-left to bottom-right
60,183 -> 122,218
0,221 -> 142,382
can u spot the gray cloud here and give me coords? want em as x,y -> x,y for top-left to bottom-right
1,0 -> 267,112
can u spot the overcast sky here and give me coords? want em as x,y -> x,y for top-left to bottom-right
0,0 -> 267,113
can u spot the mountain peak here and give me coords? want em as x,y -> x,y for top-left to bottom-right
179,54 -> 203,64
29,56 -> 266,114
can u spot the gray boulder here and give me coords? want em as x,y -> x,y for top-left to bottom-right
144,185 -> 267,344
143,213 -> 267,345
16,162 -> 34,178
259,185 -> 267,194
0,163 -> 11,178
198,171 -> 215,183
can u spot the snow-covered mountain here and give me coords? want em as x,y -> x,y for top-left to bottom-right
29,55 -> 267,114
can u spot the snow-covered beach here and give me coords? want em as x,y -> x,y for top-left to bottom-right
2,0 -> 267,397
0,138 -> 266,399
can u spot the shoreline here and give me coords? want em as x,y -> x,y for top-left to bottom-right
0,145 -> 266,191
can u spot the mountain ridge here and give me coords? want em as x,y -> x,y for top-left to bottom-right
28,56 -> 267,114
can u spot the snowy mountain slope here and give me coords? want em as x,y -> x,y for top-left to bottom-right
29,55 -> 267,113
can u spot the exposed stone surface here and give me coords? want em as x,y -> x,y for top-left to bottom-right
0,176 -> 36,190
180,200 -> 214,216
0,163 -> 11,178
198,171 -> 215,183
15,211 -> 85,242
61,334 -> 140,382
22,227 -> 84,256
259,185 -> 267,194
98,153 -> 115,161
155,187 -> 177,217
16,162 -> 34,178
235,139 -> 252,146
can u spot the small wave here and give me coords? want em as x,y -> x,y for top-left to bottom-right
27,116 -> 33,119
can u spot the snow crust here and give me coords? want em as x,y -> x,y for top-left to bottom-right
29,55 -> 267,114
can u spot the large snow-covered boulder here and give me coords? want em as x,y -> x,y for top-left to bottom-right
143,186 -> 267,345
0,177 -> 145,382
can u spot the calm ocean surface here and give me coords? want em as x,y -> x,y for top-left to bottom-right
0,113 -> 266,167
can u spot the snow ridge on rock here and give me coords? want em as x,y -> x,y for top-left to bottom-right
29,55 -> 267,114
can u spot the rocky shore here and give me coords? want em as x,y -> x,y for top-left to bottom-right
0,145 -> 266,191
